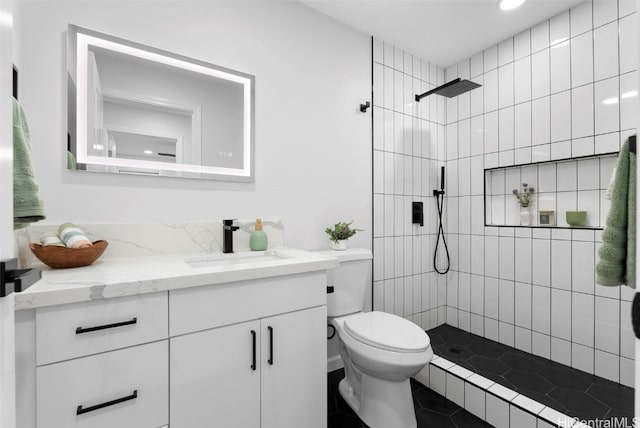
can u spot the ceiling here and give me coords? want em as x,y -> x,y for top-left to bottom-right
299,0 -> 586,68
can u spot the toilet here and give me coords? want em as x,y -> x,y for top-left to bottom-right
317,248 -> 433,428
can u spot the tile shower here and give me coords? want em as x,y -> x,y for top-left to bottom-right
372,1 -> 637,414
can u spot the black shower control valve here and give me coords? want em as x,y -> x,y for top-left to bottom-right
327,286 -> 335,294
412,201 -> 424,227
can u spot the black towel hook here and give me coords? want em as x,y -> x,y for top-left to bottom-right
359,101 -> 370,113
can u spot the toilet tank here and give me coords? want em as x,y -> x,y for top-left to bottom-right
314,248 -> 373,317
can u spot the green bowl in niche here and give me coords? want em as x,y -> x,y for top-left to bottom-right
566,211 -> 587,227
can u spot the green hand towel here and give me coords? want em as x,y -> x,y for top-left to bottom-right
67,150 -> 76,170
596,262 -> 626,286
598,244 -> 626,262
13,97 -> 45,229
596,139 -> 635,288
625,147 -> 636,288
602,226 -> 627,245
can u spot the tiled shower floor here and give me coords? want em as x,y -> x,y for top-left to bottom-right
427,324 -> 634,422
328,368 -> 491,428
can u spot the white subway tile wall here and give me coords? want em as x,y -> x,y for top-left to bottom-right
372,41 -> 447,330
373,0 -> 637,389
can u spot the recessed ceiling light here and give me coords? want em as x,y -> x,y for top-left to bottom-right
144,150 -> 153,155
499,0 -> 526,11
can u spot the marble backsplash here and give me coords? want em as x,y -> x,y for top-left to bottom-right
15,220 -> 284,268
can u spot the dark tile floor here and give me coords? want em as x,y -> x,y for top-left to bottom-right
427,324 -> 635,422
328,368 -> 491,428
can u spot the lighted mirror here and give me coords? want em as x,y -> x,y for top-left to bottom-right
67,24 -> 254,180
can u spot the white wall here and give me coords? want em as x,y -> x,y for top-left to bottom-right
0,1 -> 17,427
13,1 -> 372,251
441,0 -> 637,387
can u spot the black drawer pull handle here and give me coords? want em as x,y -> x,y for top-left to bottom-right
251,330 -> 257,371
268,326 -> 274,366
76,389 -> 138,415
76,317 -> 137,335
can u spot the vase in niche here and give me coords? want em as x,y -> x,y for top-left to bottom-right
331,240 -> 347,251
519,207 -> 532,226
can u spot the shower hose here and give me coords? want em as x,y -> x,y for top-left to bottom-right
434,190 -> 450,275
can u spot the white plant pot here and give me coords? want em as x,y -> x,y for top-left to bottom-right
331,240 -> 347,251
520,208 -> 532,226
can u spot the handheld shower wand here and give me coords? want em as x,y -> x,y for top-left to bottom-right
433,166 -> 450,275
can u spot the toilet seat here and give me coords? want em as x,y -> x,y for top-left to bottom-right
343,311 -> 430,353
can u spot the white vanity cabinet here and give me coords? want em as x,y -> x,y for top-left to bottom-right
16,267 -> 329,428
169,272 -> 327,428
171,306 -> 326,428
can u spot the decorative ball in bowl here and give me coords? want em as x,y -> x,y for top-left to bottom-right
566,211 -> 587,227
29,240 -> 108,269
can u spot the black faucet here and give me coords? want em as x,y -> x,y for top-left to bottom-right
222,219 -> 240,253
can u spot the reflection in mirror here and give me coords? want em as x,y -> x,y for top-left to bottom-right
67,24 -> 254,180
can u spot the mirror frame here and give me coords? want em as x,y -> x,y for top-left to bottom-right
67,24 -> 255,181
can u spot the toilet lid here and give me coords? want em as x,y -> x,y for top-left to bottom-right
344,311 -> 430,353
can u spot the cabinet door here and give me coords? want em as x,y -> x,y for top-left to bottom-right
261,306 -> 327,428
170,320 -> 260,428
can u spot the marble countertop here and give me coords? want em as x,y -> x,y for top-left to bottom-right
15,248 -> 338,310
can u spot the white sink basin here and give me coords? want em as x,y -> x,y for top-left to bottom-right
184,251 -> 289,268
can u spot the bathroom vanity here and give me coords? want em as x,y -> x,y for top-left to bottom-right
14,248 -> 336,428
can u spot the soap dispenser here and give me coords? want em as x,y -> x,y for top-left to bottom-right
250,218 -> 268,251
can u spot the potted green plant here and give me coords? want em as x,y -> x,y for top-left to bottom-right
325,221 -> 362,250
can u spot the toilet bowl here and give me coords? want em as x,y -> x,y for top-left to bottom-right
331,312 -> 433,428
316,249 -> 433,428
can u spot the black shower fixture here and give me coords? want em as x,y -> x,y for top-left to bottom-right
433,165 -> 450,275
415,78 -> 482,102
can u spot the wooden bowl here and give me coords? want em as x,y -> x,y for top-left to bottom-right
29,240 -> 108,269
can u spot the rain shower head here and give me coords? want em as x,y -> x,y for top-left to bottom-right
415,78 -> 481,102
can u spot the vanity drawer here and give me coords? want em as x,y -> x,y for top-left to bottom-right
36,340 -> 168,428
36,292 -> 168,366
170,271 -> 326,336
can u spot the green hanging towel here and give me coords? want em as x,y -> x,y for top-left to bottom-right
626,144 -> 636,288
13,97 -> 45,229
596,139 -> 635,288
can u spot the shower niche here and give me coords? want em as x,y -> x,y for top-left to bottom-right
484,153 -> 618,229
